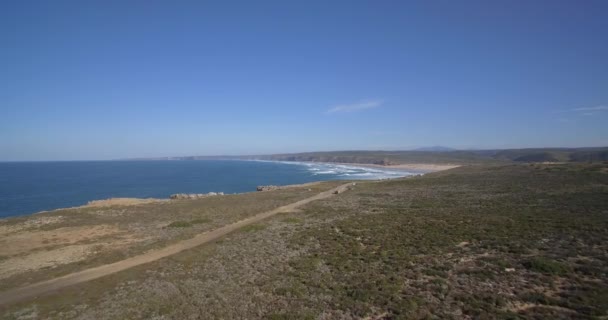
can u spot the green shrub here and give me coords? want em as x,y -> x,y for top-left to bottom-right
191,218 -> 211,224
523,257 -> 570,275
167,221 -> 192,228
282,217 -> 302,224
242,224 -> 266,232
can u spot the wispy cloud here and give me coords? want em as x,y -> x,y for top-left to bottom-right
554,105 -> 606,123
326,99 -> 383,114
554,105 -> 608,117
571,105 -> 608,112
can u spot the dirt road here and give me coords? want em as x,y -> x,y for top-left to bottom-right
0,182 -> 353,307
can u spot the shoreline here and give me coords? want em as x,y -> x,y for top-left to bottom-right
253,159 -> 460,173
306,161 -> 461,173
0,161 -> 457,220
0,182 -> 355,306
0,180 -> 334,221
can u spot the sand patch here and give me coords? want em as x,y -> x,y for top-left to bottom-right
0,182 -> 353,305
0,225 -> 121,256
384,163 -> 461,171
0,216 -> 65,236
84,198 -> 165,207
0,225 -> 151,280
0,244 -> 94,279
325,162 -> 460,172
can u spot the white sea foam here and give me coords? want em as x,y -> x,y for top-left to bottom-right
250,159 -> 419,180
299,162 -> 416,180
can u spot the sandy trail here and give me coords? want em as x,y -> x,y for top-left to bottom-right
0,182 -> 353,307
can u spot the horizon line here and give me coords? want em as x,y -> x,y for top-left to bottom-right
1,145 -> 607,162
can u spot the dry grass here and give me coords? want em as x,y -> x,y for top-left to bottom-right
2,163 -> 608,319
0,181 -> 344,292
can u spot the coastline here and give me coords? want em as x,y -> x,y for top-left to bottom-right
0,161 -> 453,220
0,181 -> 332,220
254,159 -> 460,173
309,161 -> 461,173
0,180 -> 350,294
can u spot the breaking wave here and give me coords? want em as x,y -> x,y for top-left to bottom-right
266,161 -> 419,180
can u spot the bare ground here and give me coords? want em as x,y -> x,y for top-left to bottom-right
0,180 -> 344,292
2,164 -> 606,319
0,182 -> 353,307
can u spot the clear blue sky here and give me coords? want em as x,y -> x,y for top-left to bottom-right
1,0 -> 607,160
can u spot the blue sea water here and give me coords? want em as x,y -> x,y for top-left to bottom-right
0,160 -> 417,218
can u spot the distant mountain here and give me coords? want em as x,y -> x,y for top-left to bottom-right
413,146 -> 456,152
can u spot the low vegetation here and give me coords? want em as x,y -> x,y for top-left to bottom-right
241,224 -> 267,233
166,221 -> 193,228
0,181 -> 344,291
152,147 -> 608,165
260,148 -> 608,165
2,163 -> 607,319
167,218 -> 211,228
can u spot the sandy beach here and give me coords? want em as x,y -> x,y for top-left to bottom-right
322,162 -> 461,172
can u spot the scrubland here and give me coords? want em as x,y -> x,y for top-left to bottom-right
2,163 -> 608,319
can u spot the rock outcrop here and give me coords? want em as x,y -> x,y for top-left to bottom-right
256,185 -> 282,192
170,192 -> 224,200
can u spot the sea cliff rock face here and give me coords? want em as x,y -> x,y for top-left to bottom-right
170,192 -> 224,200
256,185 -> 282,192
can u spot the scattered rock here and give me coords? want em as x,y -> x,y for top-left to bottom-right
505,268 -> 516,272
456,241 -> 470,247
256,185 -> 282,192
170,192 -> 224,200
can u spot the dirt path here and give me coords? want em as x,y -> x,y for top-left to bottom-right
0,182 -> 353,307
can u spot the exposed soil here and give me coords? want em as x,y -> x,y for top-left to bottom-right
2,164 -> 606,319
84,198 -> 166,207
0,181 -> 345,293
0,182 -> 352,307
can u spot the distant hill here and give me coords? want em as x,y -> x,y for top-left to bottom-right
480,147 -> 608,163
256,147 -> 608,165
255,150 -> 492,165
412,146 -> 456,152
132,147 -> 608,166
569,150 -> 608,162
512,152 -> 559,162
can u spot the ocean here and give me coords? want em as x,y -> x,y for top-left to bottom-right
0,160 -> 417,218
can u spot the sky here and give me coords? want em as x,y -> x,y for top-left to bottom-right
1,0 -> 607,161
